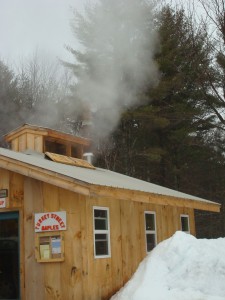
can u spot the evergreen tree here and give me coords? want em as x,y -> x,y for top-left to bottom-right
104,5 -> 225,238
65,1 -> 225,237
102,6 -> 218,190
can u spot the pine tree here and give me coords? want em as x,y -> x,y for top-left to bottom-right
105,6 -> 218,191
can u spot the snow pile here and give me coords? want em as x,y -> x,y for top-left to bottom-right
111,231 -> 225,300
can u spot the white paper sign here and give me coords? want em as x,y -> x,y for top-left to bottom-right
51,237 -> 61,254
0,198 -> 6,208
34,211 -> 66,232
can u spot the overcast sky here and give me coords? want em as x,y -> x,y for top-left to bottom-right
0,0 -> 87,66
0,0 -> 204,68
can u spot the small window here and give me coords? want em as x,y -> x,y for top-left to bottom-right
144,211 -> 157,253
180,214 -> 190,233
45,140 -> 67,155
93,207 -> 111,258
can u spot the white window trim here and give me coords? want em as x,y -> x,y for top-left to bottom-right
180,214 -> 190,233
144,211 -> 157,253
93,206 -> 111,259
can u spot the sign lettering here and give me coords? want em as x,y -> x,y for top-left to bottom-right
0,198 -> 6,208
34,211 -> 66,232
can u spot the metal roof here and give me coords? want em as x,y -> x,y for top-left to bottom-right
0,147 -> 218,205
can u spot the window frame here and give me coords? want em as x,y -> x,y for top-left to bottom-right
93,206 -> 111,259
180,214 -> 190,233
144,211 -> 157,253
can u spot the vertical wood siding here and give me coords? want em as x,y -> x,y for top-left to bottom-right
10,133 -> 44,153
0,171 -> 196,300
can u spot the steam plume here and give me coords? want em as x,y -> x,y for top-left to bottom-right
70,0 -> 159,139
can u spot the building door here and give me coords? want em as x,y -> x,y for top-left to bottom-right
0,211 -> 20,300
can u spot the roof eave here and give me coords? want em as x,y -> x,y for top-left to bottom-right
0,155 -> 220,213
90,185 -> 221,212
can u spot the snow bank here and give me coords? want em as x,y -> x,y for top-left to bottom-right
111,231 -> 225,300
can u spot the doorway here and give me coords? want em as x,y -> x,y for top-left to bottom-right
0,211 -> 20,300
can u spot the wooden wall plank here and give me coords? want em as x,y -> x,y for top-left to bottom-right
83,197 -> 97,300
59,189 -> 84,299
108,198 -> 123,299
155,204 -> 163,244
161,205 -> 169,241
11,138 -> 19,151
132,202 -> 143,271
24,177 -> 45,299
79,195 -> 89,300
172,206 -> 180,233
34,135 -> 43,153
10,172 -> 24,208
26,133 -> 35,150
120,200 -> 142,285
0,168 -> 9,188
42,183 -> 62,300
19,208 -> 25,300
139,202 -> 147,257
189,208 -> 196,236
167,206 -> 176,237
18,134 -> 26,152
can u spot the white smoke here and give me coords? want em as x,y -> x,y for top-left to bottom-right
70,0 -> 159,139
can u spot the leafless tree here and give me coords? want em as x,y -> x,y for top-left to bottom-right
198,0 -> 225,45
15,50 -> 75,131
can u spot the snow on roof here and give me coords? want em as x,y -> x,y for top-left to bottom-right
0,147 -> 218,205
111,231 -> 225,300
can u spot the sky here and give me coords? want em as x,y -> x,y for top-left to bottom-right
0,0 -> 204,67
0,0 -> 206,139
0,0 -> 158,139
111,231 -> 225,300
0,0 -> 86,66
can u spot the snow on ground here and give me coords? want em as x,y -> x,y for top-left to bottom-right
111,231 -> 225,300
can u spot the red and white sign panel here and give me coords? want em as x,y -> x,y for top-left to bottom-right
35,211 -> 67,232
0,198 -> 6,208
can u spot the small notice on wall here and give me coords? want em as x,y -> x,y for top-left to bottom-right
51,236 -> 61,258
40,244 -> 50,259
36,233 -> 64,262
0,198 -> 6,208
34,211 -> 67,232
0,189 -> 8,208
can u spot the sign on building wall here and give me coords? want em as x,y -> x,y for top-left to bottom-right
0,189 -> 8,208
0,198 -> 6,208
34,211 -> 67,232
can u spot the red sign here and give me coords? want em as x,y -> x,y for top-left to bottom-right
0,198 -> 6,208
34,211 -> 66,232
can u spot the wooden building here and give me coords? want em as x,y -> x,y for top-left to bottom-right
0,124 -> 220,300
